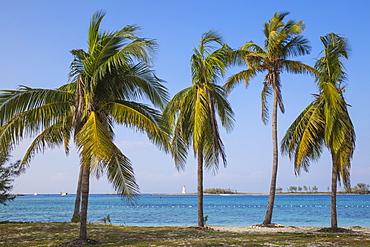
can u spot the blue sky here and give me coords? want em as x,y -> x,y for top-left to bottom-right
1,0 -> 369,194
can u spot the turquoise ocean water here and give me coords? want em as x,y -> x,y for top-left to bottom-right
1,194 -> 369,227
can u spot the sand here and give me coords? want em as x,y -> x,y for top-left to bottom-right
208,225 -> 370,234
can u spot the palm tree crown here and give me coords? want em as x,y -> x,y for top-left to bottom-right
165,30 -> 234,171
225,11 -> 313,122
0,11 -> 169,241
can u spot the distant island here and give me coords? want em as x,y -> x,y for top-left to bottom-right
151,184 -> 370,196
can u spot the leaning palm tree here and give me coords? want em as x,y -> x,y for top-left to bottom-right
0,11 -> 169,242
281,33 -> 355,229
163,30 -> 234,228
224,11 -> 314,225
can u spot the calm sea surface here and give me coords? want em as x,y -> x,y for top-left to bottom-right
1,194 -> 369,227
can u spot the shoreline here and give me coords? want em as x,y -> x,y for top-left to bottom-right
150,192 -> 369,196
11,192 -> 370,196
207,225 -> 370,234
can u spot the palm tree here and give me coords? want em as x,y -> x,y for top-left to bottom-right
281,33 -> 355,229
0,11 -> 169,242
163,30 -> 234,228
224,12 -> 314,225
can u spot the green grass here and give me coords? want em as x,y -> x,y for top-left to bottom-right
0,222 -> 369,246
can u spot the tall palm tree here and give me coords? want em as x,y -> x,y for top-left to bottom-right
0,11 -> 169,242
281,33 -> 355,229
224,11 -> 314,225
163,30 -> 234,228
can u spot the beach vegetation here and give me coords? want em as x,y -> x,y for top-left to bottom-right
281,33 -> 355,229
344,183 -> 370,194
352,183 -> 370,194
312,186 -> 319,192
101,214 -> 112,225
163,30 -> 234,228
0,154 -> 21,205
282,185 -> 323,193
287,186 -> 298,192
0,11 -> 169,243
224,11 -> 315,226
204,188 -> 237,194
204,215 -> 209,224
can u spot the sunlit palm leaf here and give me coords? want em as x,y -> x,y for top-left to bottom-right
20,116 -> 73,168
104,146 -> 139,198
109,101 -> 169,151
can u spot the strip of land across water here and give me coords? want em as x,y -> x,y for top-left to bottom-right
151,192 -> 361,195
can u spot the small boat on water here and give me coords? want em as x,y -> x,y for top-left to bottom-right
34,192 -> 38,196
60,192 -> 68,196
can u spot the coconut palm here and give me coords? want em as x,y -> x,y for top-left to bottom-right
0,11 -> 169,242
281,33 -> 355,229
224,12 -> 314,225
163,30 -> 234,228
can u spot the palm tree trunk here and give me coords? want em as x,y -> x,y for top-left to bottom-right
263,91 -> 279,225
331,155 -> 338,229
197,149 -> 204,228
79,164 -> 90,241
71,165 -> 83,222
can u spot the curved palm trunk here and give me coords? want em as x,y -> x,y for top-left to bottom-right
331,155 -> 338,229
263,91 -> 279,225
72,75 -> 85,223
79,164 -> 90,241
197,149 -> 204,228
71,165 -> 83,222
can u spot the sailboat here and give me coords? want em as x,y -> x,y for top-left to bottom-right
34,192 -> 38,196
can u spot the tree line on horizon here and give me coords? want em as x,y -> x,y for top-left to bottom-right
279,183 -> 369,194
0,10 -> 355,243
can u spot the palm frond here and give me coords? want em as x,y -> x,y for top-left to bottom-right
104,146 -> 139,199
283,35 -> 311,57
224,69 -> 257,92
261,82 -> 272,124
87,11 -> 106,55
20,116 -> 73,169
109,101 -> 170,152
0,87 -> 73,126
213,85 -> 235,131
282,60 -> 317,76
192,87 -> 209,153
281,101 -> 325,174
115,63 -> 169,108
163,87 -> 196,170
76,111 -> 114,176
